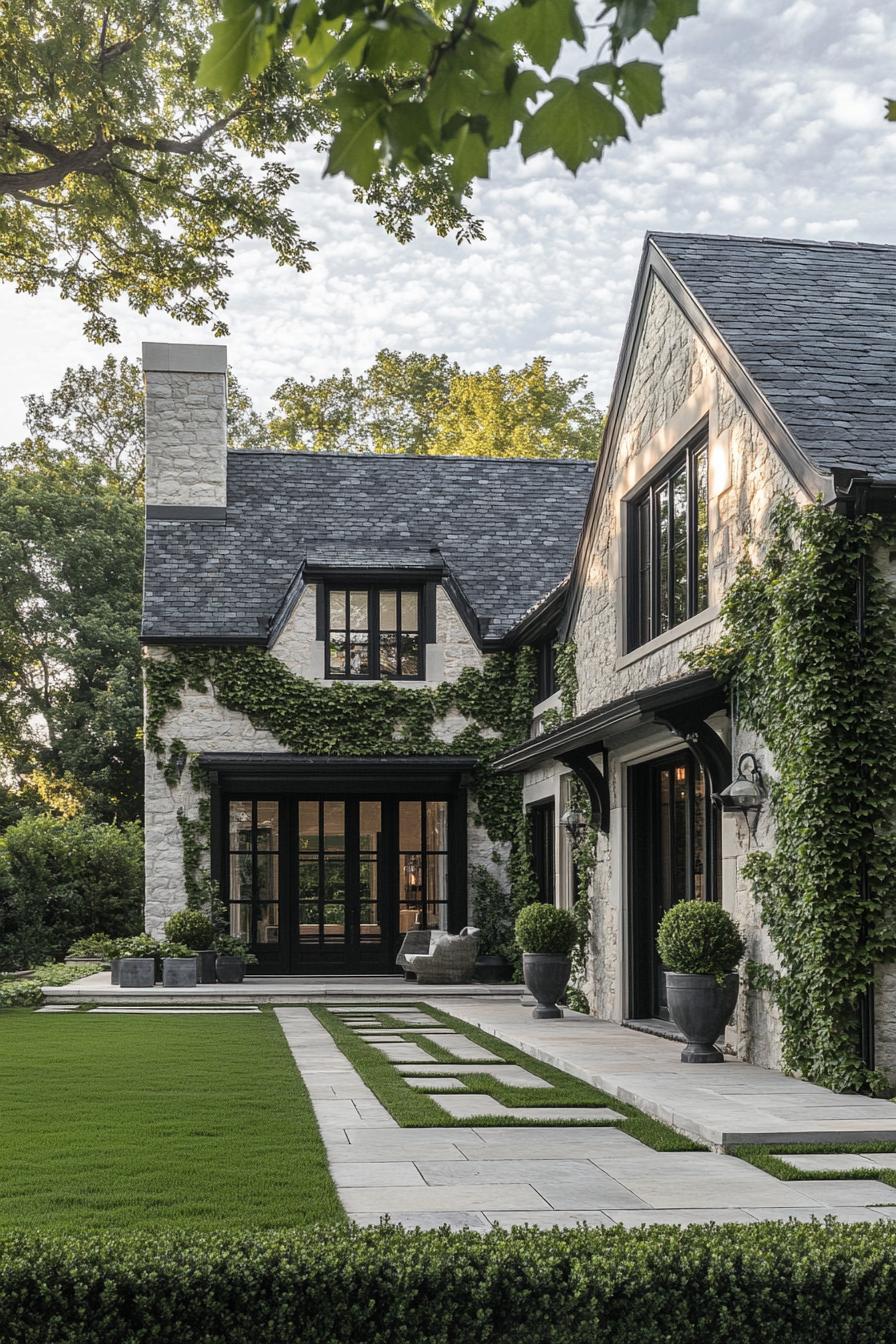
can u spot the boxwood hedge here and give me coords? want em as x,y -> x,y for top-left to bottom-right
1,1221 -> 895,1344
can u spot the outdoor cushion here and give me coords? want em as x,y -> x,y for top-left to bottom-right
404,926 -> 480,985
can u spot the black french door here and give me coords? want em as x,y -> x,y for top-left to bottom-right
628,751 -> 719,1019
222,794 -> 456,973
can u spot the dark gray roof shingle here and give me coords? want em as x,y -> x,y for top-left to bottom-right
650,233 -> 896,476
142,453 -> 595,643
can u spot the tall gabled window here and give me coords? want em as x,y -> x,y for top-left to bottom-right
325,586 -> 424,680
629,431 -> 709,650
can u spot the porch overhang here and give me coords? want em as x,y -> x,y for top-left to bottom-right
196,753 -> 478,793
493,669 -> 731,833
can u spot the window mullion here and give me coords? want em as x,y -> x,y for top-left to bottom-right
369,588 -> 378,680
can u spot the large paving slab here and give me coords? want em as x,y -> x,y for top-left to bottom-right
396,1062 -> 552,1088
438,999 -> 896,1147
274,1006 -> 896,1231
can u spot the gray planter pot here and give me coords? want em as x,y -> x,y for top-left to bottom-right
522,952 -> 571,1019
216,954 -> 246,984
110,957 -> 121,985
119,957 -> 155,989
474,954 -> 513,984
162,956 -> 197,988
665,971 -> 739,1063
195,950 -> 217,984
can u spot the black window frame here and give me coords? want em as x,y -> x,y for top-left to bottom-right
627,427 -> 709,651
529,799 -> 556,905
323,584 -> 427,682
534,634 -> 557,703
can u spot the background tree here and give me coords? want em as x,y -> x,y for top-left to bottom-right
0,0 -> 481,341
267,349 -> 602,457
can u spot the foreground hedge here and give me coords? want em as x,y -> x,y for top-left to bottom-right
1,1222 -> 895,1344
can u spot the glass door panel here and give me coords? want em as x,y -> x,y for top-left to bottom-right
226,799 -> 281,959
398,800 -> 448,933
359,801 -> 383,946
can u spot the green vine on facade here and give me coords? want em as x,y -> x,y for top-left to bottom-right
554,640 -> 579,722
145,643 -> 538,913
691,498 -> 896,1094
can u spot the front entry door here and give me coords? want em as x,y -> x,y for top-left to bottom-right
296,799 -> 387,973
629,751 -> 717,1019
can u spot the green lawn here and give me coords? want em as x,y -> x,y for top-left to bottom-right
0,1008 -> 344,1233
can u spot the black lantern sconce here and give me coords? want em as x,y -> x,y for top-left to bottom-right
713,752 -> 765,836
561,805 -> 589,848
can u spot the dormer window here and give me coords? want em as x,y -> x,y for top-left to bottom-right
628,430 -> 709,650
325,585 -> 424,680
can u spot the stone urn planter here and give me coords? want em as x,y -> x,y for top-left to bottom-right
216,954 -> 246,984
514,903 -> 579,1021
162,956 -> 198,988
656,901 -> 746,1065
119,957 -> 155,988
665,971 -> 739,1063
522,952 -> 572,1019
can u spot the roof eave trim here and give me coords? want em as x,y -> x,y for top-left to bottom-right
503,579 -> 569,649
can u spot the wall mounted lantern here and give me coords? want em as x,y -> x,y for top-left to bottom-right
561,805 -> 589,848
713,752 -> 765,834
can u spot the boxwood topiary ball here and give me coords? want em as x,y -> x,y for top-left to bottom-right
657,901 -> 745,979
514,902 -> 578,956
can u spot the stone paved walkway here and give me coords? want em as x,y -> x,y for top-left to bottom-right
442,999 -> 896,1147
275,1006 -> 896,1231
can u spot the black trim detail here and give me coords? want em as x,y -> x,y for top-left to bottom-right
558,750 -> 610,835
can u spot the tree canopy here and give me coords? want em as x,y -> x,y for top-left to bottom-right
0,0 -> 481,341
199,0 -> 699,191
266,349 -> 603,457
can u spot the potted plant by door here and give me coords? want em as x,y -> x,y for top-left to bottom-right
115,934 -> 161,988
515,903 -> 579,1019
164,910 -> 217,984
214,935 -> 258,984
470,866 -> 514,983
657,901 -> 745,1063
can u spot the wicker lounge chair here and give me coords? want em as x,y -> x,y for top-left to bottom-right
395,928 -> 448,976
403,926 -> 480,985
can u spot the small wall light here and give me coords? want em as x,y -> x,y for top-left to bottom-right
561,806 -> 589,847
713,752 -> 765,833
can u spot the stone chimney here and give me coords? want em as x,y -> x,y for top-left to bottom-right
142,342 -> 228,519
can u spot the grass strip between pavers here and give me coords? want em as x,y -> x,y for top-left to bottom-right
735,1140 -> 896,1192
312,1002 -> 702,1149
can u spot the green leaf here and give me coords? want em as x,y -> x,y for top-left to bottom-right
492,0 -> 585,71
443,117 -> 490,189
616,59 -> 663,124
196,1 -> 259,95
645,0 -> 699,46
475,67 -> 544,149
519,76 -> 627,171
886,98 -> 896,122
325,104 -> 384,186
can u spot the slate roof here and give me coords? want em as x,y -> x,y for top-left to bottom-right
142,452 -> 595,644
651,233 -> 896,477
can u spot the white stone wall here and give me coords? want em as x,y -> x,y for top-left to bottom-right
542,276 -> 812,1066
144,369 -> 227,510
144,584 -> 494,935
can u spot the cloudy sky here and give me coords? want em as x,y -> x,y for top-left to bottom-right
0,0 -> 893,440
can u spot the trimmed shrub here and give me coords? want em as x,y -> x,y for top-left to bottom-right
164,909 -> 214,950
0,816 -> 143,969
470,865 -> 515,959
66,933 -> 118,960
515,902 -> 578,955
0,962 -> 102,1008
0,1223 -> 895,1343
657,900 -> 745,979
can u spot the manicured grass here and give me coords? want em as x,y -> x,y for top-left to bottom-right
0,1008 -> 344,1232
736,1140 -> 896,1191
312,1003 -> 702,1150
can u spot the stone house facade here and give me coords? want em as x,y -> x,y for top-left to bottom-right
140,339 -> 593,973
497,233 -> 896,1080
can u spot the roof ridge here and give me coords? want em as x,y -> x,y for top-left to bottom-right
226,450 -> 597,466
648,230 -> 896,253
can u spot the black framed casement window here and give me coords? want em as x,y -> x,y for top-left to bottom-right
529,799 -> 556,905
325,586 -> 424,680
534,635 -> 557,703
628,430 -> 709,650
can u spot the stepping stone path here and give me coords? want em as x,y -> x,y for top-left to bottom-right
275,1005 -> 896,1230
